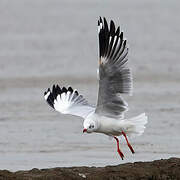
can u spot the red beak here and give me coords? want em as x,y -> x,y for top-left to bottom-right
83,128 -> 87,133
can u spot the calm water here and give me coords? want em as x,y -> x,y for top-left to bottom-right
0,0 -> 180,171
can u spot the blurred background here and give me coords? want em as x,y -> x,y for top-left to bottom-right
0,0 -> 179,171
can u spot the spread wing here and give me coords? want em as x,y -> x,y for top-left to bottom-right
95,17 -> 133,118
44,85 -> 95,119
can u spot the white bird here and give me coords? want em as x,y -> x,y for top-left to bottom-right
44,17 -> 148,160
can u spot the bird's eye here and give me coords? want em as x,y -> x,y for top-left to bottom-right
89,124 -> 94,129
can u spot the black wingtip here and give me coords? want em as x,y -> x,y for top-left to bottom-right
103,17 -> 108,27
99,16 -> 103,23
98,17 -> 128,65
56,84 -> 62,94
75,90 -> 79,96
116,26 -> 120,35
110,20 -> 115,35
98,20 -> 100,26
120,31 -> 123,39
44,84 -> 82,111
62,87 -> 67,93
103,17 -> 108,34
68,86 -> 73,93
44,88 -> 54,109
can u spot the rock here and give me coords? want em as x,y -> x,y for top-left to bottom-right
0,158 -> 179,180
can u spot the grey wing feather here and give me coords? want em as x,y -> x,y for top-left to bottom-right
95,17 -> 133,118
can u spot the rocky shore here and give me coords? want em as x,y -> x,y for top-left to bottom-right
0,158 -> 179,180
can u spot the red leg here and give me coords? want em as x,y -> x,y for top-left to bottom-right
114,136 -> 124,160
122,131 -> 135,154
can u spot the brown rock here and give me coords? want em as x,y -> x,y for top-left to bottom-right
0,158 -> 179,180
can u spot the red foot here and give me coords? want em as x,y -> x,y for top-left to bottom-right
122,131 -> 135,154
117,149 -> 124,160
114,136 -> 124,160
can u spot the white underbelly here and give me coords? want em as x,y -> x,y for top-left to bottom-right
97,117 -> 122,135
96,116 -> 134,136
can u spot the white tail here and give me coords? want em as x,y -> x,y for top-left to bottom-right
127,113 -> 148,137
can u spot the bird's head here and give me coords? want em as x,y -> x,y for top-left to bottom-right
83,119 -> 98,133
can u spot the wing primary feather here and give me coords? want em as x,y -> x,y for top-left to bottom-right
115,49 -> 128,68
106,20 -> 116,59
114,40 -> 127,63
99,17 -> 106,58
112,31 -> 123,61
109,26 -> 120,60
52,84 -> 57,99
68,86 -> 73,93
56,85 -> 62,94
75,90 -> 79,96
103,17 -> 109,57
45,89 -> 55,109
110,20 -> 115,34
62,87 -> 67,93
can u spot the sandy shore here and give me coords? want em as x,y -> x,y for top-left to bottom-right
0,157 -> 179,180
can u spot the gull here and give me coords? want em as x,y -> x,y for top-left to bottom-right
44,17 -> 148,160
